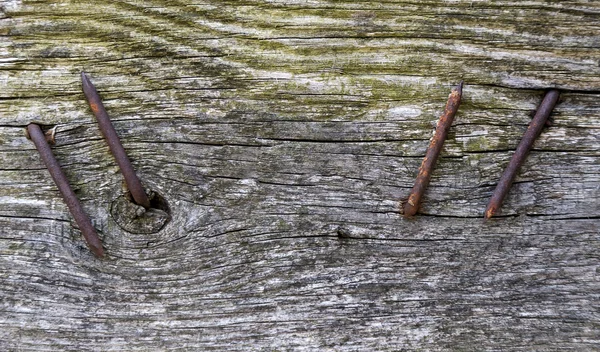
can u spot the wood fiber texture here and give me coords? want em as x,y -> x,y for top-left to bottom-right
1,1 -> 599,351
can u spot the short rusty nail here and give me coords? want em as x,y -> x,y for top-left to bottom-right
403,81 -> 463,217
81,72 -> 151,209
27,123 -> 104,258
484,89 -> 560,219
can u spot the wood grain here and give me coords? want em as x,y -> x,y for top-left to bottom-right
1,1 -> 599,351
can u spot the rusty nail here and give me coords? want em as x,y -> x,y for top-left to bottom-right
27,123 -> 104,258
484,89 -> 560,219
403,82 -> 463,217
81,72 -> 151,209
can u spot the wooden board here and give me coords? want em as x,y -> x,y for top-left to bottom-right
1,1 -> 599,350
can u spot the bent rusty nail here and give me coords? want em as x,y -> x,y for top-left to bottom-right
27,123 -> 104,258
403,81 -> 463,217
81,72 -> 151,209
484,89 -> 560,219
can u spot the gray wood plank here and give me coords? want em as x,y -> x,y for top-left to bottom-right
1,1 -> 599,351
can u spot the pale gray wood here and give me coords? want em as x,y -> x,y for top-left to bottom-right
0,1 -> 599,351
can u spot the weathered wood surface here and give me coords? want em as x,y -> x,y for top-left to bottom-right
1,1 -> 599,351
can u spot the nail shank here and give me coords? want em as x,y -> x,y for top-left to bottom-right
484,89 -> 560,219
81,72 -> 151,209
27,123 -> 104,257
403,82 -> 463,217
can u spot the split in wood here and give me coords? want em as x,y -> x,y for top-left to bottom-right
484,89 -> 560,219
81,72 -> 151,209
26,123 -> 104,258
25,125 -> 57,144
403,82 -> 463,217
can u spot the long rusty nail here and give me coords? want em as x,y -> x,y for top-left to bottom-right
27,123 -> 104,258
403,81 -> 463,217
81,72 -> 151,209
484,89 -> 560,219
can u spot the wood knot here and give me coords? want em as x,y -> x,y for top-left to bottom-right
110,190 -> 171,234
